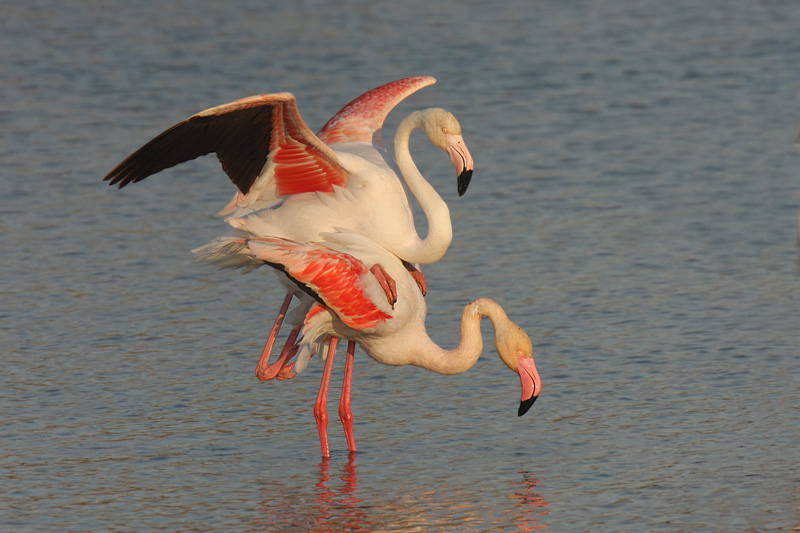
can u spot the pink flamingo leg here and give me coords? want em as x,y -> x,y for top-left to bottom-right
314,337 -> 339,458
275,341 -> 300,381
258,325 -> 302,381
254,291 -> 293,381
339,340 -> 357,454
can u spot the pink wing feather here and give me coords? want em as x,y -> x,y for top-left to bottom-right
104,77 -> 435,201
246,237 -> 391,330
104,92 -> 348,197
317,76 -> 436,146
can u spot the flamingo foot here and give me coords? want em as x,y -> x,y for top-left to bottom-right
275,345 -> 300,380
370,263 -> 397,306
254,292 -> 293,381
402,260 -> 427,296
276,362 -> 297,381
276,333 -> 322,380
255,325 -> 301,381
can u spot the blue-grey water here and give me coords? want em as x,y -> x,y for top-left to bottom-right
2,1 -> 799,530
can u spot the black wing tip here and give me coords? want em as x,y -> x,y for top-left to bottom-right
457,169 -> 473,197
103,169 -> 135,189
518,395 -> 537,417
103,173 -> 123,188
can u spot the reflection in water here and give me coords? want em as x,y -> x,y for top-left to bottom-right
253,458 -> 551,531
513,471 -> 551,531
314,456 -> 370,532
254,454 -> 371,532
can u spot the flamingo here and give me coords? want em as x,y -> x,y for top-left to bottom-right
102,75 -> 471,263
240,232 -> 542,457
102,76 -> 474,379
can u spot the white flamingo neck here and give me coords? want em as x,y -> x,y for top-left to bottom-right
393,112 -> 453,264
409,298 -> 511,375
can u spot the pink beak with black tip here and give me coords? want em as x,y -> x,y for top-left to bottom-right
517,356 -> 541,416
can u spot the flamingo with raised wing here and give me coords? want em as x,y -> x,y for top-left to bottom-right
103,77 -> 474,379
103,76 -> 471,264
241,232 -> 542,457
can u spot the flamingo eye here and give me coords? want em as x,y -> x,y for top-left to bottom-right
441,127 -> 448,134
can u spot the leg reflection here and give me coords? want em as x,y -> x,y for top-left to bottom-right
514,471 -> 551,531
312,455 -> 370,532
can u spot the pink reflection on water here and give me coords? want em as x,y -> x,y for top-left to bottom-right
254,458 -> 553,530
314,455 -> 370,532
511,471 -> 551,531
254,454 -> 371,532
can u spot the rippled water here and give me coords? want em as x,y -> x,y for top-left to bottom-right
2,0 -> 799,530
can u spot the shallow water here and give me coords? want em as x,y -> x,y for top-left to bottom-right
2,0 -> 799,530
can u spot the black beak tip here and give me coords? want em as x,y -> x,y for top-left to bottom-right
457,169 -> 473,197
518,395 -> 537,417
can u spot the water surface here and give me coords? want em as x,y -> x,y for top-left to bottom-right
2,1 -> 799,530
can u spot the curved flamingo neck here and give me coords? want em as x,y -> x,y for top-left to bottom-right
393,111 -> 453,264
410,298 -> 511,375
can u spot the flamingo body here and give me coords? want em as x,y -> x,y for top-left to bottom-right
102,78 -> 500,457
104,77 -> 474,383
245,233 -> 542,409
104,76 -> 472,265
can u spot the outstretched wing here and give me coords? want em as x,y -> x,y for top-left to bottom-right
317,76 -> 436,147
246,237 -> 391,330
103,93 -> 348,200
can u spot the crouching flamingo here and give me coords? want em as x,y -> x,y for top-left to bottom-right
241,232 -> 542,457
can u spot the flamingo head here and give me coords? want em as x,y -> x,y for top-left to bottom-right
419,108 -> 475,197
495,322 -> 542,417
